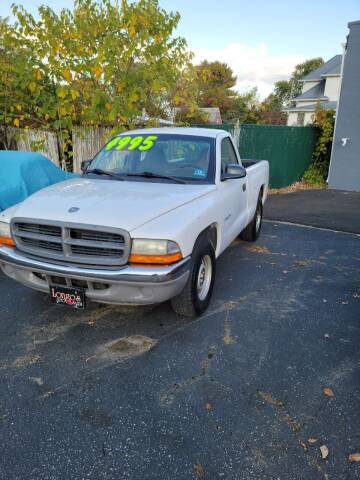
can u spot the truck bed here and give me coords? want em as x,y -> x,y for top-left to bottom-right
242,159 -> 260,168
242,159 -> 269,210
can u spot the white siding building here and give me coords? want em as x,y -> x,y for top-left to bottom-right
287,55 -> 342,126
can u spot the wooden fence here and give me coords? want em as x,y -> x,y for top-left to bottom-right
9,128 -> 61,167
72,127 -> 112,172
6,125 -> 240,173
5,127 -> 113,172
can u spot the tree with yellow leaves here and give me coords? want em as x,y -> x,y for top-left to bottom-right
1,0 -> 195,139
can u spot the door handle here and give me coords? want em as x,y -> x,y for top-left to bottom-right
242,183 -> 246,192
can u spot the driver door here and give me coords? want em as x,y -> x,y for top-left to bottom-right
218,137 -> 248,246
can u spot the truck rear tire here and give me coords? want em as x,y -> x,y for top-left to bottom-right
171,236 -> 216,317
240,197 -> 263,242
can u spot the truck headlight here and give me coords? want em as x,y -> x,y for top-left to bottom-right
129,239 -> 182,265
0,221 -> 15,247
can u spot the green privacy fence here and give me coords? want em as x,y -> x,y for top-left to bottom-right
238,124 -> 318,188
192,123 -> 318,188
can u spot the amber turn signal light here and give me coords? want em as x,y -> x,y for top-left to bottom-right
129,251 -> 182,265
0,236 -> 15,247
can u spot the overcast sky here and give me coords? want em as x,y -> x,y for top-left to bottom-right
1,0 -> 358,98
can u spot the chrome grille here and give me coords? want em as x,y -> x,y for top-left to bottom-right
22,237 -> 63,252
16,222 -> 62,237
12,219 -> 130,266
70,229 -> 122,243
71,245 -> 121,256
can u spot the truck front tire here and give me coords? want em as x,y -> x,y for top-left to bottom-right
171,236 -> 216,317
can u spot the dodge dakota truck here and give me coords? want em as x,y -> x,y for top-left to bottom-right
0,128 -> 269,317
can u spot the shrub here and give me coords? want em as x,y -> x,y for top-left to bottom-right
303,105 -> 335,185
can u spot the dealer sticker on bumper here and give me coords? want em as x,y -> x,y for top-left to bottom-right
50,285 -> 85,309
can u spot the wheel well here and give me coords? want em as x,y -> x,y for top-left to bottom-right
197,224 -> 218,252
259,185 -> 265,203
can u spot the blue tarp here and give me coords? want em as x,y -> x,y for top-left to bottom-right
0,151 -> 78,212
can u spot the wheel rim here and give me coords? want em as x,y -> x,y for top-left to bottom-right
255,206 -> 262,232
196,254 -> 212,301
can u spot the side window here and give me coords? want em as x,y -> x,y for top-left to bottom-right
221,137 -> 238,175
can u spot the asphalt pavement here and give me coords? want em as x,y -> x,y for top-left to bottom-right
265,189 -> 360,234
1,220 -> 359,480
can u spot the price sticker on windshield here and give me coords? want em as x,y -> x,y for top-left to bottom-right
105,135 -> 158,152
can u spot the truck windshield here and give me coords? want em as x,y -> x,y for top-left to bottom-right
87,134 -> 216,184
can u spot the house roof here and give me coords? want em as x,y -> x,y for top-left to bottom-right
293,81 -> 328,101
348,19 -> 360,27
301,55 -> 342,81
288,101 -> 337,112
137,110 -> 174,126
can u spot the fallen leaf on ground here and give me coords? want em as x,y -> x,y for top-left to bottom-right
245,245 -> 270,254
204,403 -> 213,411
300,441 -> 308,451
308,438 -> 318,444
269,182 -> 323,195
194,463 -> 204,477
29,376 -> 44,386
348,453 -> 360,462
320,445 -> 329,459
257,390 -> 284,407
294,259 -> 308,267
284,413 -> 301,433
323,387 -> 334,397
13,354 -> 41,368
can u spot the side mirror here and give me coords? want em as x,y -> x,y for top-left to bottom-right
222,163 -> 247,181
81,159 -> 91,173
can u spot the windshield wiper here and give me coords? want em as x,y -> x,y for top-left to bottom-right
85,168 -> 124,181
126,171 -> 187,184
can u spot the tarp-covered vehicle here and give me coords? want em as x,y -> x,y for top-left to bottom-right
0,151 -> 76,212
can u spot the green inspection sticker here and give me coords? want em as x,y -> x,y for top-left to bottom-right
105,135 -> 158,152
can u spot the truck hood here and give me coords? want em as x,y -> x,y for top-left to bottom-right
12,178 -> 216,232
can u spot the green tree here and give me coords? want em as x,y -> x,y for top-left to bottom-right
222,88 -> 260,124
169,65 -> 206,124
272,80 -> 293,110
263,58 -> 324,112
195,61 -> 237,115
259,90 -> 287,124
290,57 -> 324,98
2,0 -> 193,135
260,92 -> 281,112
0,17 -> 59,148
0,18 -> 48,130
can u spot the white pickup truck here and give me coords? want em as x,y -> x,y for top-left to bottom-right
0,128 -> 269,317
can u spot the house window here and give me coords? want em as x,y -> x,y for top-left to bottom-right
297,113 -> 305,126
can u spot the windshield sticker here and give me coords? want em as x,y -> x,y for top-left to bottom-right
105,135 -> 158,152
193,168 -> 206,177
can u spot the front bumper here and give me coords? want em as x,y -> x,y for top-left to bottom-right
0,246 -> 190,305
